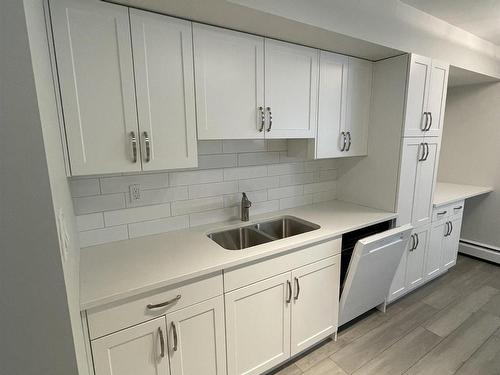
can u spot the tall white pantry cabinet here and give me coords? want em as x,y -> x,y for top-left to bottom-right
388,54 -> 451,302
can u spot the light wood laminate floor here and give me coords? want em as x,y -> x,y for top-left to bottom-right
270,255 -> 500,375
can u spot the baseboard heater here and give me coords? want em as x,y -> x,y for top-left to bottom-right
459,239 -> 500,264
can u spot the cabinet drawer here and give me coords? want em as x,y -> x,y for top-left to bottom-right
87,272 -> 223,339
224,239 -> 341,292
432,200 -> 464,222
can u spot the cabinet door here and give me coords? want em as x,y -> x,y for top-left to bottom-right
92,317 -> 169,375
396,138 -> 422,226
316,51 -> 348,158
167,297 -> 226,375
50,0 -> 140,176
290,257 -> 340,356
412,140 -> 439,227
426,222 -> 446,279
405,227 -> 429,290
225,273 -> 291,375
193,24 -> 264,139
442,216 -> 463,269
130,10 -> 197,170
265,39 -> 319,138
344,57 -> 372,157
425,60 -> 449,137
403,54 -> 432,137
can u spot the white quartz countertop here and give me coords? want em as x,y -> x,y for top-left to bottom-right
433,182 -> 493,207
80,200 -> 397,310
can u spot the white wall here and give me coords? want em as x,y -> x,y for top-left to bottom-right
438,83 -> 500,249
72,140 -> 338,247
0,1 -> 87,374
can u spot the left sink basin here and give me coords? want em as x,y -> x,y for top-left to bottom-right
208,226 -> 274,250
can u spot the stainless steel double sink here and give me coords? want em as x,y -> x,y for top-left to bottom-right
207,216 -> 320,250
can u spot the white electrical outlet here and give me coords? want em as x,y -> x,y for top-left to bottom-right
129,184 -> 141,202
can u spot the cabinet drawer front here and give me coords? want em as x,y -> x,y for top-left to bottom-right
432,200 -> 464,222
87,272 -> 223,339
224,239 -> 340,292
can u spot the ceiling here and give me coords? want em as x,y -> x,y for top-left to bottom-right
401,0 -> 500,45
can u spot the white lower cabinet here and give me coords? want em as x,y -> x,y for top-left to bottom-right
166,297 -> 227,375
426,221 -> 446,279
92,317 -> 170,375
405,226 -> 429,290
225,255 -> 340,375
441,215 -> 463,270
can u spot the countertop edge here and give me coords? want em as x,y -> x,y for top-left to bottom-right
433,186 -> 493,207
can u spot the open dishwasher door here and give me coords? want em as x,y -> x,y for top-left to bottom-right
339,224 -> 412,326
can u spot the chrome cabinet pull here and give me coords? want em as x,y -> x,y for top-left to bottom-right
171,322 -> 178,352
437,210 -> 447,216
444,221 -> 451,236
427,112 -> 433,131
454,206 -> 463,210
415,233 -> 419,249
258,106 -> 265,132
346,131 -> 352,151
449,221 -> 453,235
422,112 -> 429,131
422,143 -> 429,161
130,131 -> 138,163
294,277 -> 300,300
409,234 -> 415,251
418,143 -> 425,161
266,107 -> 272,132
158,327 -> 165,358
286,280 -> 292,303
147,295 -> 181,310
340,132 -> 347,151
143,131 -> 151,162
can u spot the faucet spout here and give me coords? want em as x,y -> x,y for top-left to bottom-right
241,192 -> 252,221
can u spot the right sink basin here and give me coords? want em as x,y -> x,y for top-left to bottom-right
254,216 -> 320,239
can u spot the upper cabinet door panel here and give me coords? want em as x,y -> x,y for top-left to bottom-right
50,0 -> 140,175
265,39 -> 319,139
316,51 -> 348,158
425,60 -> 449,137
404,54 -> 431,137
130,10 -> 197,171
345,57 -> 372,156
193,24 -> 264,140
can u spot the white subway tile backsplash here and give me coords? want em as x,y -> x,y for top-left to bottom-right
198,140 -> 222,155
189,207 -> 238,226
128,216 -> 189,239
198,154 -> 237,169
279,194 -> 313,210
170,169 -> 223,186
223,166 -> 268,181
238,151 -> 280,166
73,193 -> 126,215
79,225 -> 128,248
126,187 -> 188,207
239,176 -> 279,191
171,197 -> 223,216
188,181 -> 238,199
222,139 -> 266,153
268,185 -> 304,200
104,203 -> 171,226
76,213 -> 104,231
69,178 -> 100,197
100,173 -> 169,194
71,141 -> 339,247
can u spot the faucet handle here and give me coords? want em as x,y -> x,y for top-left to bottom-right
242,192 -> 252,207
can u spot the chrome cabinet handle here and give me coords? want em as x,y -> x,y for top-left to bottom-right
340,132 -> 347,151
171,322 -> 178,352
418,143 -> 425,161
286,280 -> 292,303
454,206 -> 463,210
437,210 -> 447,216
147,295 -> 181,310
449,221 -> 453,235
346,131 -> 352,151
415,233 -> 419,249
445,221 -> 451,236
427,112 -> 433,131
158,328 -> 165,358
266,107 -> 272,132
422,143 -> 429,161
143,131 -> 151,162
422,112 -> 429,131
409,235 -> 415,251
294,277 -> 300,300
130,131 -> 138,163
258,106 -> 265,132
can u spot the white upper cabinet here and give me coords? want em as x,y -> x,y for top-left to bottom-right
130,10 -> 198,170
344,57 -> 373,156
404,54 -> 449,138
193,24 -> 265,139
265,40 -> 319,138
50,0 -> 139,176
316,51 -> 348,158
